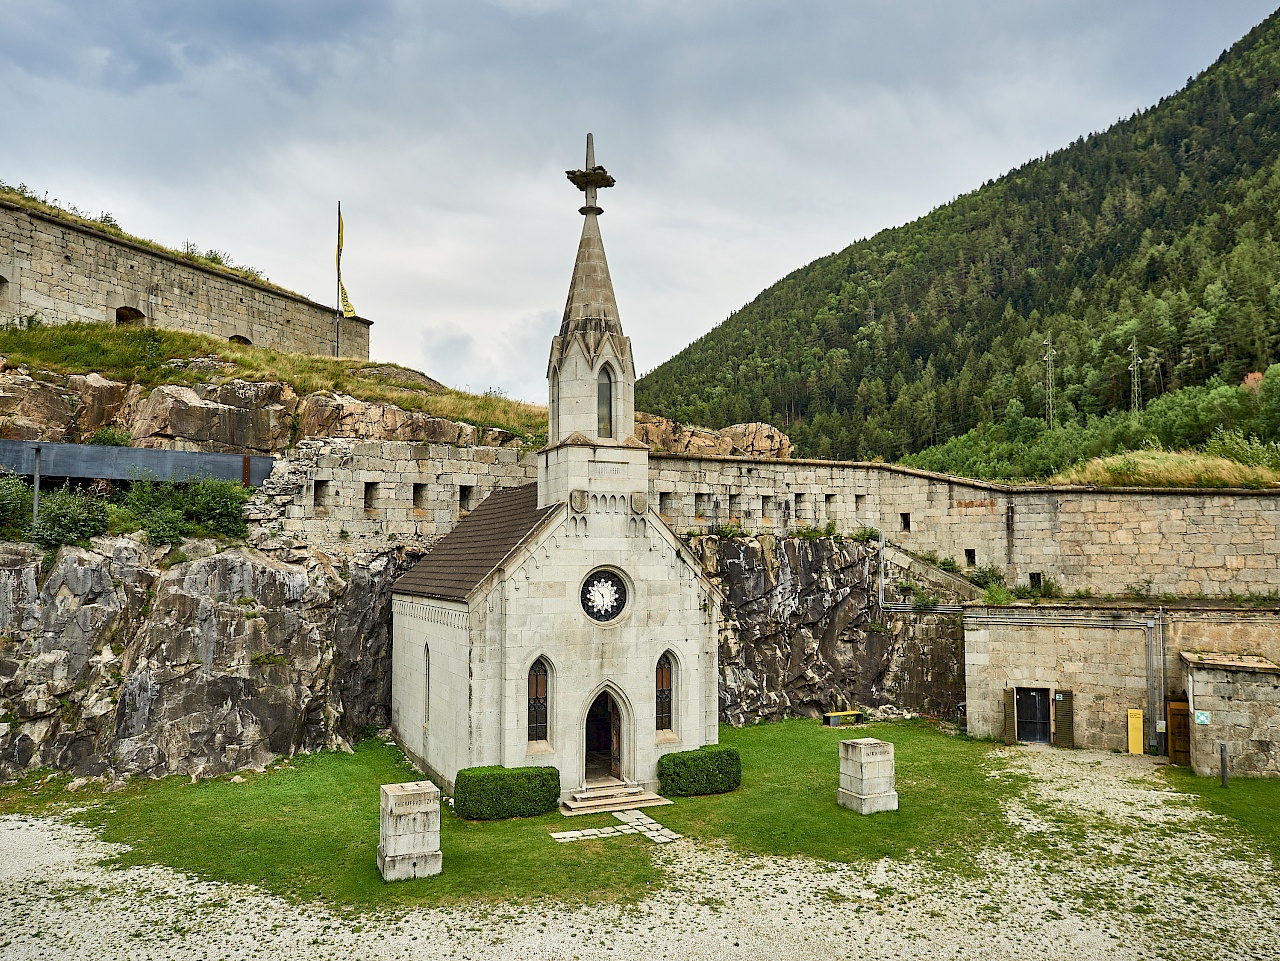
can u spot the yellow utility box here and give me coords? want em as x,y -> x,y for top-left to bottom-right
1127,709 -> 1144,755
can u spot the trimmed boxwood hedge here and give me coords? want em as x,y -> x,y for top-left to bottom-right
657,745 -> 742,797
453,764 -> 561,820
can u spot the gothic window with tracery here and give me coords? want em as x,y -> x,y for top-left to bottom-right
656,653 -> 673,731
528,658 -> 549,741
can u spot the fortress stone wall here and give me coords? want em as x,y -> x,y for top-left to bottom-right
964,605 -> 1280,755
255,442 -> 1280,598
0,201 -> 370,358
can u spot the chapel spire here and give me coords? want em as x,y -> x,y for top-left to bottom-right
561,133 -> 623,338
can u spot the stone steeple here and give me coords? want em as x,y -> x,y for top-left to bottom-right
538,134 -> 648,510
560,133 -> 622,342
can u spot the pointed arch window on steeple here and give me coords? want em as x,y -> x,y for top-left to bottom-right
549,368 -> 560,443
597,366 -> 614,439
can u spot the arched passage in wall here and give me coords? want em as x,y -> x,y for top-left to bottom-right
228,334 -> 252,346
114,306 -> 146,326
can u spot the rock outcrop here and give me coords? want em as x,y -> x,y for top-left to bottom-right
0,366 -> 522,453
634,412 -> 791,459
0,537 -> 415,779
0,529 -> 963,780
690,534 -> 965,726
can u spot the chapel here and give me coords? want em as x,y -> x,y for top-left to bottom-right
390,136 -> 722,802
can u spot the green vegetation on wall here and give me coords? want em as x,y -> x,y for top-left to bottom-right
637,12 -> 1280,475
0,475 -> 249,550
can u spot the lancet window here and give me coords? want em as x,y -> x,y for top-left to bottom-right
528,658 -> 549,741
656,653 -> 673,731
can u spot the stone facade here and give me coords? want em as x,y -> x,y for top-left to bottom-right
1183,653 -> 1280,777
255,442 -> 1280,599
0,201 -> 370,358
964,605 -> 1280,756
392,504 -> 721,796
648,454 -> 1280,597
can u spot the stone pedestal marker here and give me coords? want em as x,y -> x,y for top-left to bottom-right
837,737 -> 898,814
377,780 -> 442,881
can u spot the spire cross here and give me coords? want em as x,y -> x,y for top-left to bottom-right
566,132 -> 616,215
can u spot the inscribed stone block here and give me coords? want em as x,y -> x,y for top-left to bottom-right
837,737 -> 898,815
378,780 -> 442,880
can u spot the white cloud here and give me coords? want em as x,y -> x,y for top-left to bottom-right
2,1 -> 1275,399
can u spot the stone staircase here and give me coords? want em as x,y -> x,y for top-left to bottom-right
559,779 -> 673,816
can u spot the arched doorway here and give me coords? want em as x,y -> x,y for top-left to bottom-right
585,691 -> 621,783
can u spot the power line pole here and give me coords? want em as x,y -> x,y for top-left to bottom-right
1042,332 -> 1056,425
1128,336 -> 1144,412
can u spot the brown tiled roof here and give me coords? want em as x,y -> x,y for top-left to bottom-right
394,484 -> 556,602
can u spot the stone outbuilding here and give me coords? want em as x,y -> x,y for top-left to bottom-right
391,136 -> 722,798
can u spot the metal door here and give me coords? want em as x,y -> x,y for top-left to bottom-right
1015,687 -> 1051,743
609,697 -> 621,780
1168,700 -> 1191,766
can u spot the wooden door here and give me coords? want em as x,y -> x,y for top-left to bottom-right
1168,700 -> 1191,766
608,697 -> 621,780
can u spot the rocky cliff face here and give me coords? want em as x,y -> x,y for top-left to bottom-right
634,412 -> 792,459
0,537 -> 415,780
0,366 -> 791,458
688,534 -> 966,726
0,531 -> 960,781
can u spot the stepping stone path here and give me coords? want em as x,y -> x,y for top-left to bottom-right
550,810 -> 682,844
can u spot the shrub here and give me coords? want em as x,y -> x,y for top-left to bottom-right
85,426 -> 132,447
657,745 -> 741,797
968,564 -> 1006,590
453,765 -> 560,820
790,525 -> 828,540
182,479 -> 249,537
32,485 -> 109,549
142,507 -> 189,545
983,584 -> 1016,605
0,475 -> 33,537
849,525 -> 879,543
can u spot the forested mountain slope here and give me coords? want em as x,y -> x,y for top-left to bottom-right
636,11 -> 1280,464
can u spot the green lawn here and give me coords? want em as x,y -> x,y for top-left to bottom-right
0,721 -> 1017,908
662,719 -> 1021,869
1163,765 -> 1280,866
1,741 -> 657,909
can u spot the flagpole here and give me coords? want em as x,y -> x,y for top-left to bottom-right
335,201 -> 342,358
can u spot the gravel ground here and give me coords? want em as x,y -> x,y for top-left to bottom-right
1,745 -> 1276,961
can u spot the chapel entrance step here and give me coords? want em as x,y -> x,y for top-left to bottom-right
560,784 -> 673,816
571,783 -> 644,802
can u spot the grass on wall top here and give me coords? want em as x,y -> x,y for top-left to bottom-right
1049,449 -> 1280,489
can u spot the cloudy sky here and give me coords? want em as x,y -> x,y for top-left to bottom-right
3,1 -> 1276,401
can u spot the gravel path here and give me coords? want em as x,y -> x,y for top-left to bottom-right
1,746 -> 1276,961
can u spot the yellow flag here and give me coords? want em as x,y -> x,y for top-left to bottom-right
336,206 -> 357,318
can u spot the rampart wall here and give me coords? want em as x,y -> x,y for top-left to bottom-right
0,202 -> 370,358
256,443 -> 1280,597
